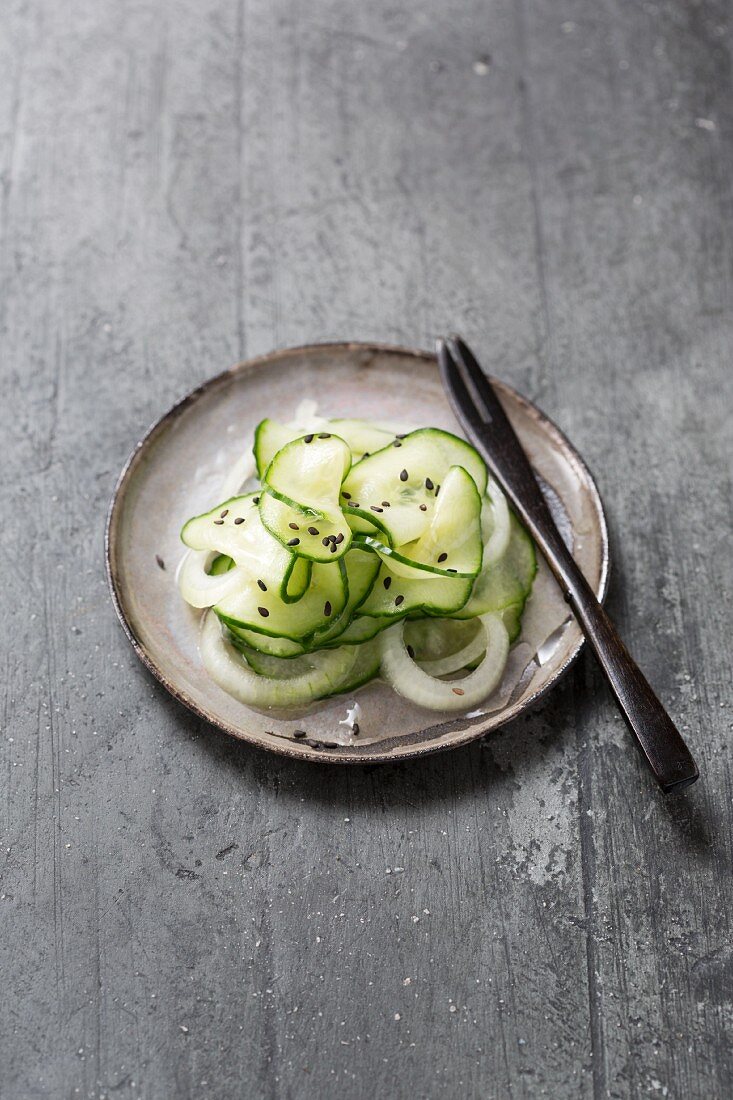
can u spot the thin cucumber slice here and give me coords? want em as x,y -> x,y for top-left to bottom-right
452,514 -> 537,620
263,432 -> 351,514
321,638 -> 382,696
242,637 -> 381,694
404,617 -> 481,663
309,548 -> 380,647
240,645 -> 347,679
484,478 -> 511,566
181,493 -> 311,603
215,559 -> 348,642
232,549 -> 380,653
500,603 -> 524,645
357,557 -> 473,621
328,418 -> 398,458
225,549 -> 379,654
418,625 -> 488,677
254,416 -> 404,475
341,429 -> 488,548
228,609 -> 388,656
356,465 -> 482,581
254,419 -> 298,479
201,612 -> 360,707
207,551 -> 312,606
379,612 -> 509,711
325,612 -> 393,647
209,553 -> 234,576
259,491 -> 352,564
261,433 -> 353,561
228,628 -> 306,659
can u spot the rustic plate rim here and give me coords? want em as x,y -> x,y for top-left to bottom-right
105,341 -> 610,765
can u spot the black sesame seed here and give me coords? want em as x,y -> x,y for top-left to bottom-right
395,594 -> 405,606
342,491 -> 351,500
155,555 -> 165,570
399,469 -> 408,482
406,644 -> 415,659
322,537 -> 331,547
293,729 -> 307,738
419,504 -> 428,512
396,433 -> 407,439
350,502 -> 360,508
288,522 -> 299,530
324,601 -> 332,616
335,532 -> 344,544
438,552 -> 448,563
234,517 -> 244,525
352,722 -> 360,736
304,434 -> 314,443
220,509 -> 229,518
393,441 -> 402,448
381,501 -> 390,507
287,537 -> 300,546
308,526 -> 319,536
383,576 -> 392,590
447,568 -> 457,573
370,505 -> 384,513
257,579 -> 267,592
425,477 -> 434,491
213,519 -> 224,525
330,543 -> 337,553
317,432 -> 331,439
258,606 -> 269,617
253,496 -> 260,504
435,484 -> 440,496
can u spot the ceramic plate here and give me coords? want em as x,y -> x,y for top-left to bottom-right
106,342 -> 609,763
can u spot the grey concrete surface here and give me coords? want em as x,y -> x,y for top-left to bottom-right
1,1 -> 731,1097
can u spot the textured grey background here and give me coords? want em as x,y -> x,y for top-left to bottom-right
1,1 -> 732,1098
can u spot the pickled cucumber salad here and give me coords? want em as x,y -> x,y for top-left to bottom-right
177,410 -> 536,714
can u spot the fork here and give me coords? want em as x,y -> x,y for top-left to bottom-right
437,334 -> 699,793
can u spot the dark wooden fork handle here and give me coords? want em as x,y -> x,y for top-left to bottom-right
543,534 -> 698,793
439,335 -> 699,793
488,453 -> 699,793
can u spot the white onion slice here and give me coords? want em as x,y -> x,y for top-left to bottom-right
218,451 -> 256,500
379,613 -> 509,711
484,477 -> 511,566
177,550 -> 247,608
199,611 -> 358,708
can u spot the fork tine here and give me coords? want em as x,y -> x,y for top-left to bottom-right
446,334 -> 510,431
435,337 -> 489,441
438,333 -> 552,523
